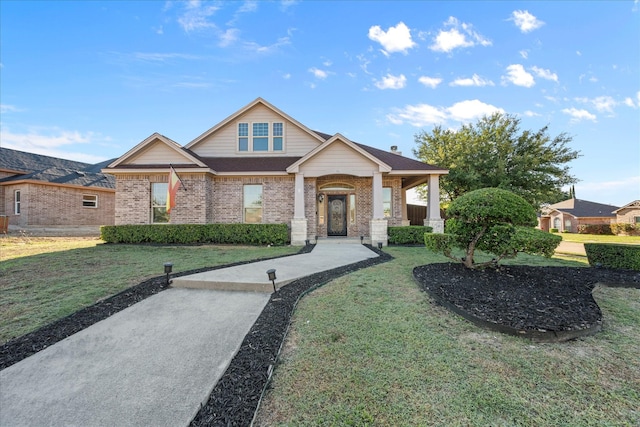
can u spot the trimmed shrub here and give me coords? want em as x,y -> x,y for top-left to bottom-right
611,223 -> 639,236
577,224 -> 614,235
550,228 -> 559,233
388,226 -> 433,245
585,243 -> 640,271
423,188 -> 560,269
100,224 -> 289,246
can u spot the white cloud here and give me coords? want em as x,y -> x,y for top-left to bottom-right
0,104 -> 22,113
387,99 -> 503,127
502,64 -> 535,87
450,74 -> 494,87
519,49 -> 529,59
429,17 -> 491,53
531,66 -> 558,82
0,127 -> 109,163
523,110 -> 541,117
219,28 -> 240,47
623,97 -> 635,107
177,0 -> 220,32
368,22 -> 416,56
447,100 -> 504,122
418,76 -> 442,89
244,36 -> 291,54
575,96 -> 618,113
308,67 -> 329,79
510,10 -> 545,33
562,107 -> 597,122
375,73 -> 407,89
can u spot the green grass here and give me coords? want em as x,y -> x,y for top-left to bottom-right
0,236 -> 297,343
556,233 -> 640,245
255,247 -> 640,426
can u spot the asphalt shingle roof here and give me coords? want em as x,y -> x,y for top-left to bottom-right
0,148 -> 116,189
548,198 -> 619,217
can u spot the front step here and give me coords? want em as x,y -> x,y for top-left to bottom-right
315,237 -> 363,244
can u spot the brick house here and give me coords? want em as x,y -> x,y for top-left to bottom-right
613,200 -> 640,228
104,98 -> 448,245
538,198 -> 619,233
0,148 -> 116,230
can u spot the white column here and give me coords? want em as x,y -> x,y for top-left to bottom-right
294,172 -> 305,219
427,174 -> 441,220
425,174 -> 444,233
401,187 -> 410,226
372,172 -> 383,219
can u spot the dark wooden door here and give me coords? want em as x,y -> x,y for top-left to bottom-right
327,195 -> 347,236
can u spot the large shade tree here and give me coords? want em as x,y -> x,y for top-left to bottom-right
413,113 -> 581,207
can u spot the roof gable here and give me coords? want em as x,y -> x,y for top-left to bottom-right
185,98 -> 325,152
108,133 -> 207,168
286,134 -> 391,176
613,200 -> 640,214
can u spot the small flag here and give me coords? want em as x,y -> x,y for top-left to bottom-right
167,165 -> 183,214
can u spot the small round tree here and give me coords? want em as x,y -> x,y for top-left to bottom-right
425,188 -> 562,269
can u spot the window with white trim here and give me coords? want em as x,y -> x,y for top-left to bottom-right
634,216 -> 640,224
14,190 -> 21,215
237,122 -> 284,152
82,194 -> 98,208
382,187 -> 392,218
151,183 -> 169,223
244,184 -> 263,223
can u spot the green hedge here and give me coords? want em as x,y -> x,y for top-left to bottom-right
611,223 -> 639,236
100,223 -> 289,246
388,226 -> 433,245
584,243 -> 640,271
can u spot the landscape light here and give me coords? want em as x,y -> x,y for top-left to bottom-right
163,262 -> 173,286
267,269 -> 277,292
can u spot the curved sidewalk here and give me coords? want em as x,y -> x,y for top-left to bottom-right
0,242 -> 378,427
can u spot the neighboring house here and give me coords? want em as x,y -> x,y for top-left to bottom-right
0,148 -> 116,229
538,198 -> 619,233
104,98 -> 448,245
613,200 -> 640,226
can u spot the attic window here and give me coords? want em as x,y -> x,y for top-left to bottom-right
319,183 -> 355,191
238,122 -> 284,153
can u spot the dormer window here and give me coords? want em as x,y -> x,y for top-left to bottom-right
238,122 -> 284,152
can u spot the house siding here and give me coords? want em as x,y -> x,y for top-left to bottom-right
616,207 -> 640,224
192,104 -> 321,157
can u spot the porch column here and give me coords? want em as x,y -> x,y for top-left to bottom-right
401,188 -> 410,226
370,171 -> 388,245
424,174 -> 444,233
291,172 -> 308,245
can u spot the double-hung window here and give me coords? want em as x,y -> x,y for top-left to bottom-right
237,122 -> 284,152
151,182 -> 169,223
14,190 -> 21,215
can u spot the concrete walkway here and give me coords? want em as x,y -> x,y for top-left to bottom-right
556,240 -> 587,256
0,242 -> 378,427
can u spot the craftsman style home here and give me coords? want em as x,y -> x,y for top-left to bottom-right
104,98 -> 447,245
0,147 -> 115,231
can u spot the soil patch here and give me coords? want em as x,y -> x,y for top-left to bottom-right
414,263 -> 639,342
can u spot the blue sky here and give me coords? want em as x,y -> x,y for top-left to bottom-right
1,0 -> 638,207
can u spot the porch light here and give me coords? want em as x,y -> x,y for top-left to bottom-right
377,242 -> 383,250
163,262 -> 173,286
267,269 -> 277,292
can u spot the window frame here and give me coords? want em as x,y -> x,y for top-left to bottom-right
382,187 -> 392,218
243,184 -> 263,224
237,121 -> 285,153
82,194 -> 98,208
14,190 -> 21,215
151,182 -> 169,224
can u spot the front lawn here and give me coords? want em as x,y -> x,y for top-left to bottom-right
557,233 -> 640,245
0,236 -> 297,343
255,247 -> 640,426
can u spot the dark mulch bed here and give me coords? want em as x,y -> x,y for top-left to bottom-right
414,263 -> 640,342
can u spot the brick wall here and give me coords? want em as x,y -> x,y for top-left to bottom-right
3,182 -> 114,227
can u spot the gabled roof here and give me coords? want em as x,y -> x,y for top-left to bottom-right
613,200 -> 640,213
107,133 -> 207,168
547,198 -> 619,218
0,147 -> 116,189
185,97 -> 326,150
286,133 -> 392,173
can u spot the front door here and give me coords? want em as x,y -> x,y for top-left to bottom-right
327,195 -> 347,236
